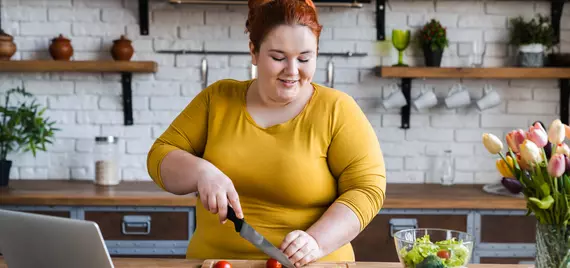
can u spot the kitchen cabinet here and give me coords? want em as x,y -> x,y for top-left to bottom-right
85,211 -> 189,241
0,180 -> 538,263
352,212 -> 468,262
480,214 -> 536,243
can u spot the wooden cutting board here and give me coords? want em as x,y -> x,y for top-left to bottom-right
202,260 -> 355,268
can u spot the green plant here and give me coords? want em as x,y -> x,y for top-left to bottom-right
509,14 -> 555,49
418,19 -> 449,51
0,87 -> 59,161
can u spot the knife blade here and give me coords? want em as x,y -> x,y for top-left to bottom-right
226,206 -> 296,268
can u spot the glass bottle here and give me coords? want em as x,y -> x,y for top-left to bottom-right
94,136 -> 120,186
440,149 -> 454,186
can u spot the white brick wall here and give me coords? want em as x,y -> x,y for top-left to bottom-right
2,0 -> 569,185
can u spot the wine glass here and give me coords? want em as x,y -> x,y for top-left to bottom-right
392,29 -> 411,66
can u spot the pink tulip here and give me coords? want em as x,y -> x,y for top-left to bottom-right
548,153 -> 566,177
528,122 -> 548,148
506,129 -> 526,153
565,155 -> 570,176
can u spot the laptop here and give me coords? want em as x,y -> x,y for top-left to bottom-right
0,209 -> 114,268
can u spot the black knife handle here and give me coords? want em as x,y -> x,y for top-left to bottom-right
227,205 -> 243,232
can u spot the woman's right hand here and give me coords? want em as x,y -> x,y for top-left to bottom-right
196,161 -> 244,224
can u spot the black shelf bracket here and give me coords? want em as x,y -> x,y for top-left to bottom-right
121,72 -> 134,126
376,0 -> 386,40
551,0 -> 566,45
139,0 -> 149,35
560,79 -> 569,125
400,78 -> 412,129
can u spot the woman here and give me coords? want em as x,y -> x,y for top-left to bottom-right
146,0 -> 387,266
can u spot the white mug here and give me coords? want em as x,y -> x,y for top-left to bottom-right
476,85 -> 501,111
445,84 -> 471,109
383,84 -> 407,109
413,86 -> 438,111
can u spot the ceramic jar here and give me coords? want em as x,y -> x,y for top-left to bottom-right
111,35 -> 134,61
49,34 -> 73,61
0,30 -> 17,60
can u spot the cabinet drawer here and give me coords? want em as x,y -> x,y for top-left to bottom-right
20,210 -> 71,218
352,214 -> 467,262
480,215 -> 536,243
480,257 -> 535,264
84,211 -> 189,241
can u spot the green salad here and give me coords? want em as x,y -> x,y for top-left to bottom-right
398,234 -> 471,268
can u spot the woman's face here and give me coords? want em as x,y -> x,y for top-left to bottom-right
250,24 -> 318,105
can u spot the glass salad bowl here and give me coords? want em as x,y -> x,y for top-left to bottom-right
393,228 -> 475,268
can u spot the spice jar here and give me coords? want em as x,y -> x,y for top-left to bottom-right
94,136 -> 121,186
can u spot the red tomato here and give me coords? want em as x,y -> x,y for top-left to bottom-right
266,258 -> 282,268
214,260 -> 232,268
437,250 -> 450,259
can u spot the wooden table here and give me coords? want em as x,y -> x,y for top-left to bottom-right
0,180 -> 527,209
0,257 -> 534,267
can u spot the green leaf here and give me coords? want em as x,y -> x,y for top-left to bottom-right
529,195 -> 555,210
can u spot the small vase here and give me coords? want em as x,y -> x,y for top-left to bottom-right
0,160 -> 12,187
111,35 -> 134,61
0,30 -> 17,60
535,222 -> 570,268
49,34 -> 73,61
518,43 -> 544,67
423,44 -> 444,67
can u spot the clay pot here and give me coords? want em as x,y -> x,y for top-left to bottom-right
0,30 -> 17,61
111,35 -> 134,61
49,34 -> 73,61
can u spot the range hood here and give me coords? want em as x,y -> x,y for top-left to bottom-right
169,0 -> 368,8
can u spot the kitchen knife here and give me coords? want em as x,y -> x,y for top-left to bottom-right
226,206 -> 296,268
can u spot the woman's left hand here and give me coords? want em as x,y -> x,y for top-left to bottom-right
279,230 -> 323,267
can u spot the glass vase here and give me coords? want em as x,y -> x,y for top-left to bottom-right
535,222 -> 570,268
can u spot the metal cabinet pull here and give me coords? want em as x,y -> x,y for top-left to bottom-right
389,218 -> 418,237
122,215 -> 151,235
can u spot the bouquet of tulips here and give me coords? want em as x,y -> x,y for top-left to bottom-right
482,119 -> 570,227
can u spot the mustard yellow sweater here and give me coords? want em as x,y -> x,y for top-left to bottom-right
147,79 -> 386,261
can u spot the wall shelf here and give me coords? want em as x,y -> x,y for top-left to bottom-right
375,0 -> 566,43
375,66 -> 570,129
0,60 -> 158,126
376,66 -> 570,79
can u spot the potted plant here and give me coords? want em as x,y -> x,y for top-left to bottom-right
417,19 -> 449,67
509,14 -> 555,67
482,120 -> 570,268
0,87 -> 59,187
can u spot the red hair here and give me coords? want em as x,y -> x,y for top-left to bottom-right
245,0 -> 323,53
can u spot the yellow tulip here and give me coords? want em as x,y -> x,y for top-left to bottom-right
520,139 -> 542,166
482,133 -> 503,154
496,156 -> 515,178
557,143 -> 570,156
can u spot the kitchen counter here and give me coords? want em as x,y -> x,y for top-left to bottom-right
0,180 -> 526,209
0,258 -> 533,267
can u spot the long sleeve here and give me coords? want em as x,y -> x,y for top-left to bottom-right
326,94 -> 387,231
146,84 -> 212,190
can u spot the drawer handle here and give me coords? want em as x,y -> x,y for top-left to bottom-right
122,215 -> 151,235
389,218 -> 418,238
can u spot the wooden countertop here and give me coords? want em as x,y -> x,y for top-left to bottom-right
0,258 -> 533,268
0,180 -> 527,210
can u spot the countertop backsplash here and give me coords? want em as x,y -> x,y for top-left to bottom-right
1,0 -> 569,184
